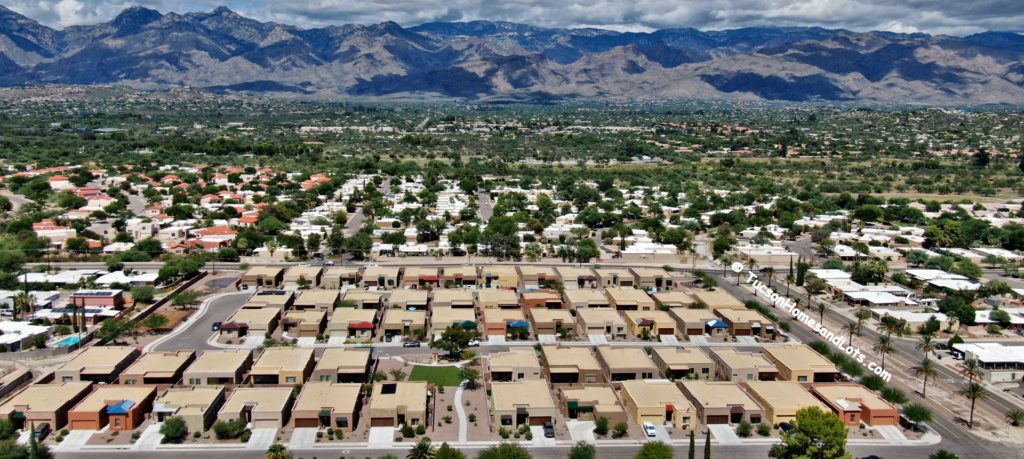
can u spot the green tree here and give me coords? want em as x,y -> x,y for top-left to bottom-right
95,318 -> 137,343
929,451 -> 959,459
635,441 -> 673,459
873,335 -> 893,371
903,403 -> 932,424
461,367 -> 480,390
768,407 -> 851,459
568,441 -> 596,459
688,430 -> 695,459
1006,409 -> 1024,427
407,438 -> 436,459
159,416 -> 188,444
911,358 -> 937,398
475,442 -> 531,459
959,382 -> 987,429
703,429 -> 711,459
430,326 -> 479,358
436,442 -> 467,459
141,313 -> 169,331
265,443 -> 291,459
130,285 -> 155,305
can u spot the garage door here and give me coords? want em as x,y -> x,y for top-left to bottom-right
253,419 -> 279,429
370,417 -> 395,427
294,418 -> 319,428
706,415 -> 729,424
529,416 -> 552,426
872,416 -> 898,426
658,328 -> 673,335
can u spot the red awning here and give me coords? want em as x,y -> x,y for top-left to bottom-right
420,275 -> 440,282
666,404 -> 675,412
349,321 -> 374,330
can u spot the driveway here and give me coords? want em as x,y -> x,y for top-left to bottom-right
245,429 -> 276,450
367,427 -> 395,448
151,292 -> 251,352
566,420 -> 596,444
289,428 -> 318,449
708,424 -> 740,445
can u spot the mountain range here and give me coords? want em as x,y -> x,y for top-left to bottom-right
3,5 -> 1024,103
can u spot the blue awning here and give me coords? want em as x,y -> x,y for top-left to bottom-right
706,320 -> 728,328
106,400 -> 135,415
507,320 -> 529,328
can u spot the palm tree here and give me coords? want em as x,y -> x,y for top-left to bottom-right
911,358 -> 937,398
960,382 -> 987,429
843,321 -> 859,344
916,334 -> 936,357
960,358 -> 982,383
407,438 -> 436,459
718,254 -> 733,277
745,258 -> 759,277
13,291 -> 33,318
804,277 -> 826,312
785,274 -> 794,296
765,267 -> 775,288
946,315 -> 960,333
1007,409 -> 1024,427
874,335 -> 894,371
816,301 -> 829,322
855,309 -> 872,333
265,443 -> 291,459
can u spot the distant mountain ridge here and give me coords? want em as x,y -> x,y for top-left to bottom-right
3,5 -> 1024,103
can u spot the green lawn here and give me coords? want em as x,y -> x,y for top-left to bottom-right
408,365 -> 463,386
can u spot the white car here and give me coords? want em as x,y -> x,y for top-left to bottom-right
643,422 -> 657,438
467,339 -> 481,347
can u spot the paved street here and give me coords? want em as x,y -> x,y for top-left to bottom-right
477,190 -> 493,221
150,292 -> 251,352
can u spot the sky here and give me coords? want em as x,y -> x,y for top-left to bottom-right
6,0 -> 1024,36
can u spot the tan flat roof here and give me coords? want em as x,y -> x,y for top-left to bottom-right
745,381 -> 826,411
284,266 -> 323,280
693,290 -> 744,309
653,291 -> 694,307
73,385 -> 155,412
630,267 -> 671,279
597,346 -> 657,371
489,349 -> 541,369
431,289 -> 474,305
563,289 -> 608,305
652,348 -> 714,368
370,381 -> 428,412
681,381 -> 761,410
529,308 -> 575,324
541,346 -> 600,372
285,309 -> 327,324
389,289 -> 429,305
245,291 -> 293,307
443,266 -> 477,278
186,350 -> 252,374
669,308 -> 716,323
364,266 -> 401,278
477,289 -> 519,305
620,379 -> 692,410
121,350 -> 194,379
560,386 -> 624,412
243,266 -> 284,277
328,308 -> 377,327
430,307 -> 476,327
59,346 -> 137,375
482,308 -> 525,323
522,290 -> 561,302
315,348 -> 370,372
228,307 -> 280,326
480,265 -> 519,277
555,266 -> 597,280
763,345 -> 838,373
294,382 -> 361,412
382,309 -> 427,327
606,287 -> 654,305
251,347 -> 313,373
710,349 -> 777,371
403,267 -> 439,278
0,381 -> 92,414
294,289 -> 341,305
594,268 -> 632,278
157,386 -> 224,410
518,266 -> 558,278
812,384 -> 896,411
324,266 -> 361,277
491,379 -> 555,411
715,308 -> 770,324
624,310 -> 674,325
576,308 -> 624,324
341,290 -> 382,305
220,387 -> 292,414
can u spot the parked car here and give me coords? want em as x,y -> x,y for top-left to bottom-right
543,422 -> 555,438
211,321 -> 222,332
643,422 -> 657,438
467,339 -> 481,347
778,422 -> 793,432
403,341 -> 421,348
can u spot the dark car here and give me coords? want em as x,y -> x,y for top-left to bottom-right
211,321 -> 222,332
403,341 -> 421,348
543,422 -> 555,438
778,422 -> 792,432
861,455 -> 884,459
33,422 -> 50,441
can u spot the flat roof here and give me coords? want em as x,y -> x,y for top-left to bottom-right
430,307 -> 476,326
715,308 -> 770,323
605,287 -> 654,305
563,289 -> 608,304
480,265 -> 519,277
681,381 -> 761,410
251,347 -> 314,373
342,290 -> 383,304
693,290 -> 743,309
328,308 -> 377,326
519,266 -> 558,278
630,267 -> 671,278
284,266 -> 323,279
812,383 -> 896,411
576,308 -> 625,324
669,308 -> 716,322
491,379 -> 555,412
324,266 -> 361,277
157,386 -> 224,410
710,349 -> 777,371
220,387 -> 292,414
242,266 -> 284,277
121,350 -> 195,379
295,289 -> 341,305
763,345 -> 838,373
228,307 -> 280,326
285,309 -> 327,323
529,308 -> 575,324
594,268 -> 632,278
73,385 -> 155,412
185,350 -> 252,374
431,289 -> 474,304
389,289 -> 429,305
403,267 -> 439,278
653,291 -> 694,306
0,381 -> 92,414
443,266 -> 477,278
294,382 -> 361,412
489,349 -> 541,369
620,379 -> 692,410
541,346 -> 601,372
59,346 -> 137,375
482,308 -> 526,323
652,348 -> 713,368
597,346 -> 657,371
745,381 -> 826,411
522,290 -> 561,302
315,348 -> 371,372
554,266 -> 597,279
559,385 -> 623,411
477,289 -> 519,304
624,310 -> 674,324
370,381 -> 428,412
363,266 -> 401,278
382,309 -> 427,326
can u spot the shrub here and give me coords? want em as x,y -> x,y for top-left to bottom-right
443,415 -> 453,424
468,414 -> 476,423
757,423 -> 771,436
861,374 -> 886,391
736,420 -> 752,438
159,416 -> 188,444
881,386 -> 909,405
593,417 -> 609,435
212,419 -> 248,440
401,425 -> 415,438
415,424 -> 426,435
612,422 -> 628,439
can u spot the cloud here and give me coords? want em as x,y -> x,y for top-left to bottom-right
4,0 -> 1024,35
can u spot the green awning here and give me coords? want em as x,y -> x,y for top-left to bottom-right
459,321 -> 478,329
567,401 -> 579,409
11,412 -> 24,420
319,410 -> 332,417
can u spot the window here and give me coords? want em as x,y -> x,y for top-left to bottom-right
701,368 -> 709,374
114,419 -> 121,428
336,417 -> 348,428
517,373 -> 524,379
61,376 -> 72,382
849,414 -> 855,422
285,376 -> 297,384
410,418 -> 419,426
320,375 -> 331,382
188,378 -> 201,384
797,376 -> 808,382
746,374 -> 753,381
125,380 -> 136,385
